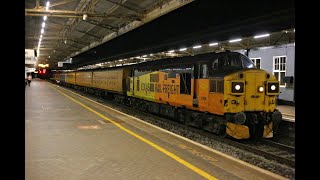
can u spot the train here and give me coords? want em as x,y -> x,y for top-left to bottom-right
52,51 -> 282,140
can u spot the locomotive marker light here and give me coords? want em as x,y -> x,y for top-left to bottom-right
271,85 -> 276,90
258,86 -> 264,93
235,85 -> 241,90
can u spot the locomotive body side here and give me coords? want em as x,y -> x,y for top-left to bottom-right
53,51 -> 282,140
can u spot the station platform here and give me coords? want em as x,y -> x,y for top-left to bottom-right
277,105 -> 295,123
25,79 -> 288,180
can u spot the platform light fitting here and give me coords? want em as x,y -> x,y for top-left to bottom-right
42,22 -> 46,28
254,33 -> 270,39
43,16 -> 47,21
209,42 -> 218,46
83,14 -> 88,20
229,38 -> 242,43
41,28 -> 44,34
46,1 -> 50,10
179,48 -> 187,51
168,50 -> 174,53
193,45 -> 202,49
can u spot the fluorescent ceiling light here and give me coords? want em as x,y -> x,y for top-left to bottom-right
41,28 -> 44,34
46,1 -> 50,10
193,45 -> 202,49
43,16 -> 47,21
42,22 -> 45,28
179,48 -> 187,51
209,42 -> 218,46
83,14 -> 88,21
168,50 -> 174,53
254,33 -> 270,39
229,38 -> 242,43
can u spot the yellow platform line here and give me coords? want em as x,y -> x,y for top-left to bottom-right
50,85 -> 218,180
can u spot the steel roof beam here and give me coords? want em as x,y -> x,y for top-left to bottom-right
85,20 -> 117,32
68,39 -> 90,46
74,29 -> 101,39
104,0 -> 141,15
38,47 -> 79,51
49,0 -> 78,8
25,9 -> 140,20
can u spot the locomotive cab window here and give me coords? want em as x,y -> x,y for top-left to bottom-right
212,53 -> 255,70
200,64 -> 208,78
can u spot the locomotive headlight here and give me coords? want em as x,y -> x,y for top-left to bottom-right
266,82 -> 279,95
258,86 -> 264,93
232,81 -> 244,94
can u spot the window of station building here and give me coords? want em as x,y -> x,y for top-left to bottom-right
273,56 -> 286,86
250,58 -> 261,69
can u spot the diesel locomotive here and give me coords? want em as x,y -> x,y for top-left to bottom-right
53,51 -> 282,140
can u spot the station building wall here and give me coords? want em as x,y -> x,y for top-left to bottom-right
246,43 -> 295,103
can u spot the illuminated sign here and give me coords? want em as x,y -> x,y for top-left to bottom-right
38,64 -> 49,68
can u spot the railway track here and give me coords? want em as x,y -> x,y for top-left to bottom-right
56,83 -> 295,169
233,139 -> 295,168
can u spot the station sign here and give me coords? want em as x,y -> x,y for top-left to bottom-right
38,64 -> 49,68
26,67 -> 36,73
25,49 -> 36,65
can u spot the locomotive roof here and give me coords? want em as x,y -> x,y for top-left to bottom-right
132,51 -> 239,71
73,51 -> 231,72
